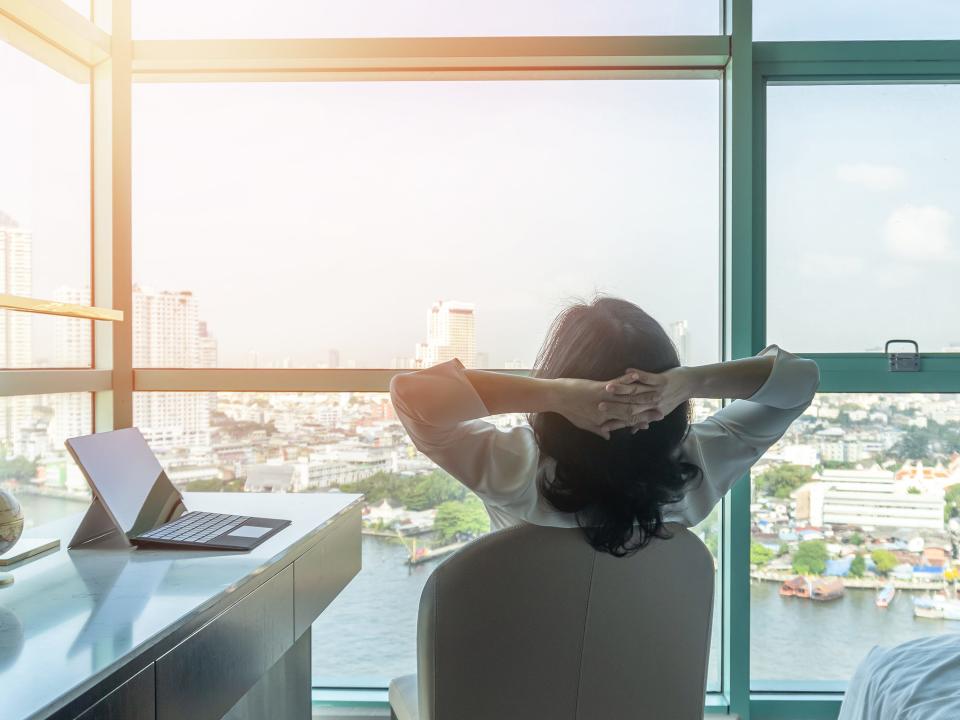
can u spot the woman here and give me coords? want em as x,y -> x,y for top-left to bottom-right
390,297 -> 819,556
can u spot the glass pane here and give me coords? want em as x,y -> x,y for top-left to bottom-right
135,392 -> 722,690
766,84 -> 960,353
0,393 -> 92,530
62,0 -> 90,19
755,0 -> 960,40
133,80 -> 721,368
133,0 -> 719,39
0,42 -> 92,367
751,392 -> 960,686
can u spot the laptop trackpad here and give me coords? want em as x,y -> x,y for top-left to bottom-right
227,525 -> 272,538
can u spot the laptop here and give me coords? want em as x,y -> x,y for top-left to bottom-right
66,428 -> 290,550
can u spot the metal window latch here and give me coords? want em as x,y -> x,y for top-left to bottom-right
886,339 -> 920,372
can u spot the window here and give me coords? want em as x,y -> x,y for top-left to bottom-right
132,0 -> 720,39
755,1 -> 960,41
750,392 -> 960,686
134,391 -> 722,689
0,41 -> 92,368
132,79 -> 721,369
766,84 -> 960,354
0,393 -> 92,529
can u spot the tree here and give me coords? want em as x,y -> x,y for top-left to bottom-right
848,532 -> 864,546
820,460 -> 858,470
792,540 -> 828,575
849,554 -> 866,578
0,455 -> 38,483
871,549 -> 898,576
433,496 -> 490,544
185,477 -> 245,492
342,470 -> 467,510
754,464 -> 814,500
750,542 -> 775,567
945,484 -> 960,522
892,427 -> 934,463
403,472 -> 467,511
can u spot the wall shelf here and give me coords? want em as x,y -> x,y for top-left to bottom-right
0,293 -> 123,322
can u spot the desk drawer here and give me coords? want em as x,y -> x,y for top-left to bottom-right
294,506 -> 361,638
74,664 -> 154,720
155,565 -> 294,720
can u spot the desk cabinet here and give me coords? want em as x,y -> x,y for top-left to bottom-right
156,565 -> 295,720
74,665 -> 154,720
3,495 -> 363,720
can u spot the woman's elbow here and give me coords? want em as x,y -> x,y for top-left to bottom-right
800,359 -> 821,404
389,372 -> 413,409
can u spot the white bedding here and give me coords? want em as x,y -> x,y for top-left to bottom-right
838,634 -> 960,720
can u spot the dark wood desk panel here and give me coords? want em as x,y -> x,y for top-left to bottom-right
74,665 -> 154,720
2,493 -> 362,720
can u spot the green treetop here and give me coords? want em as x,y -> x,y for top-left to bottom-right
870,549 -> 898,576
792,540 -> 828,575
754,464 -> 814,500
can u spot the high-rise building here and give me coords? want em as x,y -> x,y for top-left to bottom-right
50,286 -> 93,444
133,287 -> 215,449
670,320 -> 688,365
53,286 -> 91,366
0,211 -> 33,451
0,211 -> 32,368
415,300 -> 477,369
328,349 -> 340,369
198,321 -> 218,368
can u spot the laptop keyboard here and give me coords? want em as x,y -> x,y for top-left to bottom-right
137,511 -> 251,544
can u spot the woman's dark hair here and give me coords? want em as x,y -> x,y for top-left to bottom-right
531,296 -> 702,557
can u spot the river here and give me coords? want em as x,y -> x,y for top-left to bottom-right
10,494 -> 960,686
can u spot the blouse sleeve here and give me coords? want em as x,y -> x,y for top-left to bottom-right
665,345 -> 821,527
389,360 -> 539,506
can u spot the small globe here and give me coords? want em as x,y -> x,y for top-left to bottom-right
0,489 -> 24,555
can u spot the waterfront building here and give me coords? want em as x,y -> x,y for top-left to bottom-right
794,468 -> 945,530
49,286 -> 93,445
670,320 -> 688,365
0,212 -> 33,451
133,286 -> 216,449
414,300 -> 477,368
244,463 -> 299,493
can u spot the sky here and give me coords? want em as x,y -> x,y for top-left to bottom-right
3,3 -> 960,366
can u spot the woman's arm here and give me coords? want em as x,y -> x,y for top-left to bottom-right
608,350 -> 807,427
392,366 -> 665,441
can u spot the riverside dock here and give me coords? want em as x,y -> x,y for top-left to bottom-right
751,569 -> 947,591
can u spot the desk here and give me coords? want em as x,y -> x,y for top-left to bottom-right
0,492 -> 362,720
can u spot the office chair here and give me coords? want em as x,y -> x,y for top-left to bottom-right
389,522 -> 715,720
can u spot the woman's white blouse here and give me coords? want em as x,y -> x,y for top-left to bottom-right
389,346 -> 820,532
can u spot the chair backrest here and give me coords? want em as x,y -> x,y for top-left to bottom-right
416,523 -> 715,720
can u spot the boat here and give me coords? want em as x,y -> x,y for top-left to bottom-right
913,595 -> 946,619
876,583 -> 896,608
944,600 -> 960,621
812,577 -> 844,602
779,576 -> 810,597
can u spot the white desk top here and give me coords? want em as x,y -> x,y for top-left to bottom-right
0,491 -> 362,720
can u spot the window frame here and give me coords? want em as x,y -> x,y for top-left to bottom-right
746,37 -> 960,717
6,0 -> 960,717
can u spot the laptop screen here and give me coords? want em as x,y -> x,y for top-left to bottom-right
66,428 -> 186,539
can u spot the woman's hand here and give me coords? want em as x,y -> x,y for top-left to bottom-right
603,367 -> 697,433
551,372 -> 667,440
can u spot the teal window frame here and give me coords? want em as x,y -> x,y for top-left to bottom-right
738,29 -> 960,720
6,0 -> 960,717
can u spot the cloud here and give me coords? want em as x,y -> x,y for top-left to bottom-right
884,204 -> 954,261
799,252 -> 865,278
835,163 -> 905,191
